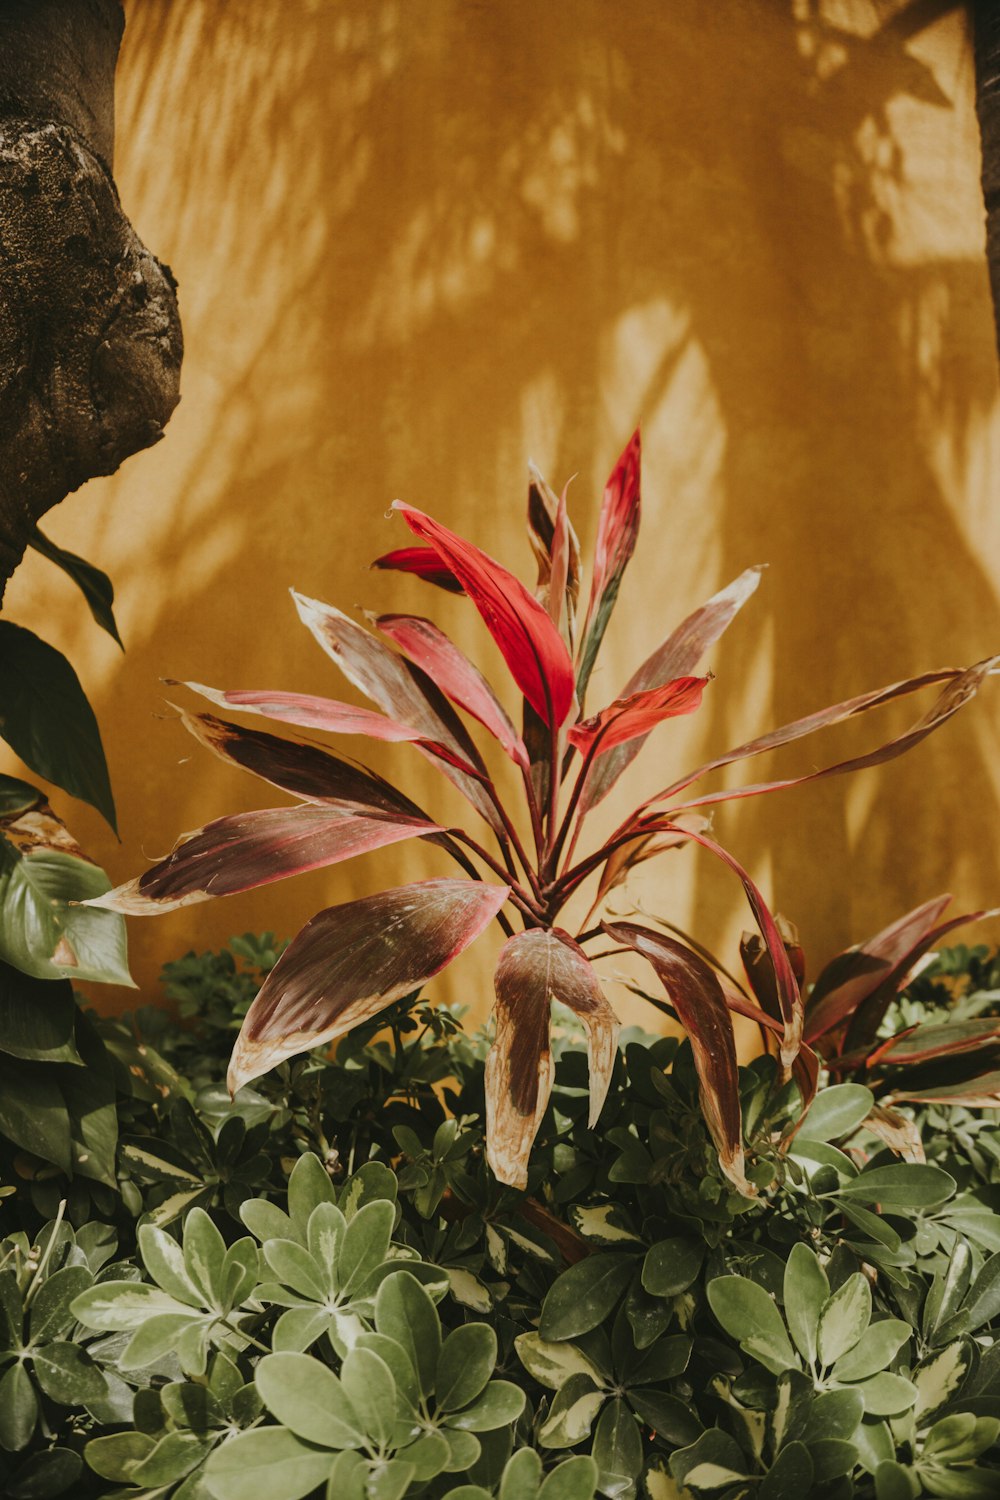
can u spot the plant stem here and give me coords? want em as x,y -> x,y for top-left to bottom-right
448,830 -> 543,923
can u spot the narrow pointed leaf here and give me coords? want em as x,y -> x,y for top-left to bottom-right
376,614 -> 529,768
527,461 -> 581,621
29,527 -> 124,647
658,827 -> 802,1064
178,682 -> 428,742
578,429 -> 641,699
89,804 -> 442,915
392,503 -> 575,727
486,930 -> 619,1188
173,709 -> 432,818
371,546 -> 464,593
650,658 -> 998,811
228,879 -> 508,1090
805,895 -> 953,1043
291,592 -> 503,833
603,921 -> 750,1195
592,814 -> 711,909
571,677 -> 708,810
0,622 -> 117,832
740,917 -> 805,1026
872,1019 -> 1000,1067
583,565 -> 764,806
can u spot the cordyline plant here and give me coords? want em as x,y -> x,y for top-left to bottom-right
90,433 -> 997,1194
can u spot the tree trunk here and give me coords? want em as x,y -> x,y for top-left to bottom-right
975,0 -> 1000,363
0,0 -> 182,599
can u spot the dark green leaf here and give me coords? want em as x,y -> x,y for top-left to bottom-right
539,1255 -> 634,1341
642,1237 -> 704,1298
0,1361 -> 37,1450
5,1445 -> 83,1498
33,1341 -> 108,1404
0,623 -> 116,831
28,528 -> 123,647
0,965 -> 81,1064
0,833 -> 132,987
837,1164 -> 956,1208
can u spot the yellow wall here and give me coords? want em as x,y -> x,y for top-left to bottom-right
4,0 -> 1000,1037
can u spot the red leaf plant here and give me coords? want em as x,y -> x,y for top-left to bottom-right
89,432 -> 998,1193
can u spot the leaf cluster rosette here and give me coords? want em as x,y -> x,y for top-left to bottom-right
87,434 -> 998,1194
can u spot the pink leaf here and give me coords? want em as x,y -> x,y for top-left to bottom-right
485,929 -> 619,1189
392,502 -> 576,728
650,659 -> 998,812
569,675 -> 708,766
87,805 -> 442,915
370,546 -> 464,594
582,565 -> 764,808
228,879 -> 508,1091
375,614 -> 529,769
603,920 -> 752,1196
179,682 -> 428,741
291,592 -> 504,834
577,429 -> 641,698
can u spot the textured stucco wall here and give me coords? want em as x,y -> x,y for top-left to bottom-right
4,0 -> 999,1033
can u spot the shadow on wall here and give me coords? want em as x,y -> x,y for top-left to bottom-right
17,0 -> 997,1011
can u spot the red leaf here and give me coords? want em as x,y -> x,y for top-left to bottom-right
88,805 -> 442,915
739,917 -> 805,1026
291,592 -> 503,834
392,502 -> 576,728
603,920 -> 752,1196
485,929 -> 619,1189
375,614 -> 529,769
228,879 -> 508,1090
651,660 -> 998,812
179,682 -> 428,741
592,813 -> 712,910
577,429 -> 641,697
173,708 -> 431,820
804,895 -> 953,1044
661,827 -> 803,1066
370,546 -> 464,594
527,462 -> 581,625
582,565 -> 764,808
569,675 -> 707,776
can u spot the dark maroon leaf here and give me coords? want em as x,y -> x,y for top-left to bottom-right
577,430 -> 641,699
174,708 -> 431,820
486,929 -> 619,1188
89,805 -> 443,915
872,1019 -> 1000,1067
228,879 -> 508,1090
603,920 -> 751,1196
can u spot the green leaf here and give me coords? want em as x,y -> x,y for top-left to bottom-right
28,1266 -> 92,1343
182,1208 -> 228,1308
0,1361 -> 37,1450
628,1389 -> 702,1446
759,1440 -> 813,1500
138,1224 -> 205,1308
0,1055 -> 72,1171
0,623 -> 116,831
592,1397 -> 643,1494
340,1348 -> 398,1450
707,1275 -> 798,1375
130,1430 -> 216,1485
874,1460 -> 920,1500
537,1456 -> 600,1500
642,1238 -> 704,1298
802,1388 -> 865,1443
851,1371 -> 917,1417
855,1420 -> 895,1476
812,1438 -> 859,1482
71,1279 -> 192,1332
514,1333 -> 605,1392
837,1164 -> 956,1208
121,1312 -> 209,1373
255,1353 -> 364,1449
0,833 -> 132,986
0,966 -> 81,1064
375,1272 -> 441,1397
832,1319 -> 911,1383
538,1373 -> 606,1448
204,1427 -> 334,1500
568,1205 -> 643,1246
799,1084 -> 874,1142
84,1431 -> 156,1482
783,1244 -> 829,1365
28,528 -> 123,648
500,1449 -> 542,1500
5,1445 -> 83,1498
288,1153 -> 337,1230
966,1251 -> 1000,1331
437,1323 -> 496,1412
670,1429 -> 750,1490
448,1380 -> 526,1433
539,1255 -> 634,1341
817,1274 -> 871,1368
337,1199 -> 396,1297
913,1340 -> 975,1423
0,776 -> 40,817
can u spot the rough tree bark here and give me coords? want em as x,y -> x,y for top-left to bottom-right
0,0 -> 182,599
975,0 -> 1000,363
